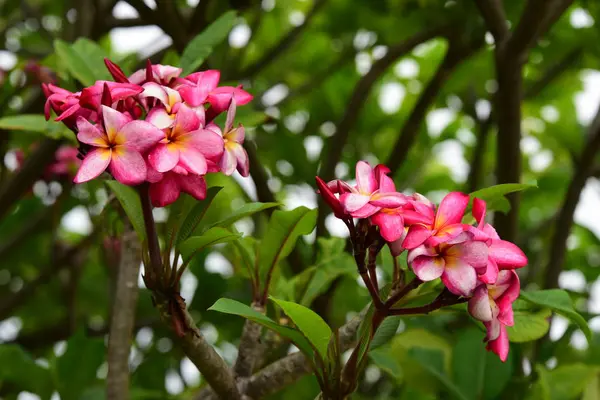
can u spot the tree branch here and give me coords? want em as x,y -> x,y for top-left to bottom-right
0,138 -> 61,221
236,0 -> 327,79
543,103 -> 600,289
386,36 -> 483,175
473,0 -> 509,42
234,303 -> 264,377
107,225 -> 142,400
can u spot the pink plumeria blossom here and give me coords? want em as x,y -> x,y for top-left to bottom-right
369,165 -> 410,242
407,235 -> 488,297
339,161 -> 407,219
213,100 -> 249,176
147,103 -> 223,176
146,163 -> 207,207
140,82 -> 183,115
129,63 -> 182,86
79,81 -> 143,112
316,177 -> 352,220
46,146 -> 81,178
468,270 -> 520,361
471,198 -> 528,284
74,106 -> 163,185
402,192 -> 469,250
43,84 -> 91,128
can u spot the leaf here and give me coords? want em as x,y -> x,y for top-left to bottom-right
469,183 -> 537,213
520,289 -> 592,343
527,364 -> 599,400
175,186 -> 222,245
370,316 -> 401,350
56,329 -> 105,400
72,38 -> 111,82
369,348 -> 403,380
506,310 -> 551,343
258,206 -> 317,287
105,180 -> 146,241
179,227 -> 242,261
233,237 -> 258,279
0,114 -> 72,140
180,11 -> 238,75
54,39 -> 107,86
409,348 -> 469,400
0,344 -> 52,397
209,202 -> 280,229
208,298 -> 314,359
270,296 -> 332,361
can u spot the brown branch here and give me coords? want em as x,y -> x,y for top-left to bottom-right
543,104 -> 600,289
315,25 -> 448,236
0,138 -> 61,221
236,0 -> 327,79
473,0 -> 509,42
234,302 -> 265,377
107,225 -> 142,400
386,37 -> 483,175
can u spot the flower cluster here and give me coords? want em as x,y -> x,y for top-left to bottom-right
316,161 -> 528,361
44,59 -> 252,206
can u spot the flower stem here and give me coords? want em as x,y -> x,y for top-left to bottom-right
138,184 -> 163,288
384,277 -> 422,308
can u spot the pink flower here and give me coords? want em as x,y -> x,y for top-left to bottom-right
140,82 -> 183,115
471,198 -> 528,284
468,270 -> 520,361
369,166 -> 410,242
74,106 -> 163,185
403,192 -> 469,250
43,84 -> 90,128
407,235 -> 488,297
146,164 -> 207,207
339,161 -> 407,219
129,63 -> 182,86
147,103 -> 224,176
79,81 -> 143,113
315,177 -> 351,219
213,100 -> 249,176
46,146 -> 81,178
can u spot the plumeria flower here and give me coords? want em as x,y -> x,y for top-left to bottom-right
407,235 -> 488,297
146,163 -> 207,207
147,103 -> 223,176
129,63 -> 182,86
79,81 -> 143,112
471,198 -> 528,283
74,106 -> 164,185
402,192 -> 470,250
315,177 -> 352,220
369,165 -> 410,242
43,84 -> 90,128
214,100 -> 249,176
339,161 -> 408,218
468,270 -> 520,361
45,146 -> 81,178
140,82 -> 183,116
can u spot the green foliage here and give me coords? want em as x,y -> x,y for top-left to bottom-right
178,227 -> 241,261
209,201 -> 280,229
507,309 -> 551,343
469,183 -> 538,213
527,364 -> 599,400
0,344 -> 53,397
105,180 -> 146,241
175,186 -> 223,244
54,39 -> 110,85
0,114 -> 73,140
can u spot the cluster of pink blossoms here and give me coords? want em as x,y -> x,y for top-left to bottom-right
316,161 -> 528,361
43,59 -> 252,206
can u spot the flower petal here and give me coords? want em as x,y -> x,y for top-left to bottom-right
182,128 -> 224,159
369,192 -> 408,208
403,224 -> 433,249
231,143 -> 249,177
442,256 -> 477,297
149,173 -> 180,207
102,105 -> 131,142
389,228 -> 408,257
76,117 -> 108,147
371,212 -> 404,242
219,148 -> 237,176
178,147 -> 208,175
447,241 -> 489,269
355,161 -> 377,194
172,103 -> 201,136
340,193 -> 371,213
109,149 -> 147,185
146,106 -> 174,129
468,286 -> 493,322
118,120 -> 165,152
426,223 -> 465,247
402,210 -> 434,225
479,258 -> 499,285
207,86 -> 253,115
473,197 -> 487,228
74,148 -> 111,183
434,192 -> 469,229
411,254 -> 445,281
225,98 -> 236,132
351,203 -> 380,219
177,173 -> 207,201
489,240 -> 528,268
148,143 -> 180,172
486,324 -> 509,362
140,82 -> 168,105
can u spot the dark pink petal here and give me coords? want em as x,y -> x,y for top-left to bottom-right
225,98 -> 236,132
389,228 -> 408,257
185,70 -> 220,87
316,176 -> 347,218
119,120 -> 165,152
76,117 -> 108,147
178,147 -> 208,175
479,258 -> 499,284
466,225 -> 490,242
172,103 -> 201,136
148,143 -> 180,172
232,144 -> 249,177
102,106 -> 131,142
434,192 -> 469,229
350,203 -> 379,219
442,256 -> 477,297
449,241 -> 489,269
140,82 -> 169,105
207,86 -> 253,114
370,192 -> 408,208
402,210 -> 434,225
473,198 -> 487,228
355,161 -> 377,194
104,58 -> 129,83
483,223 -> 500,240
340,192 -> 371,213
496,270 -> 520,304
109,149 -> 147,185
403,224 -> 433,249
74,149 -> 111,183
371,212 -> 404,242
426,223 -> 465,247
374,164 -> 395,192
54,103 -> 81,122
497,300 -> 515,326
486,325 -> 509,362
153,64 -> 182,82
183,128 -> 224,159
145,162 -> 163,183
146,107 -> 174,129
468,286 -> 493,322
177,173 -> 207,201
149,174 -> 181,207
411,254 -> 445,281
489,240 -> 528,268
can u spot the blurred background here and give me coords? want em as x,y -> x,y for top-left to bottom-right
1,0 -> 600,399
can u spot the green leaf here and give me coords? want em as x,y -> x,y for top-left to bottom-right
409,348 -> 469,400
179,227 -> 242,260
72,38 -> 111,82
270,296 -> 333,361
527,364 -> 599,400
233,236 -> 258,280
175,186 -> 222,245
369,347 -> 403,380
180,11 -> 238,75
54,39 -> 107,86
370,316 -> 401,350
208,298 -> 315,359
56,329 -> 105,400
506,310 -> 550,342
520,289 -> 592,342
469,183 -> 537,213
0,344 -> 52,397
258,206 -> 317,287
209,202 -> 280,229
105,181 -> 146,241
0,114 -> 73,140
